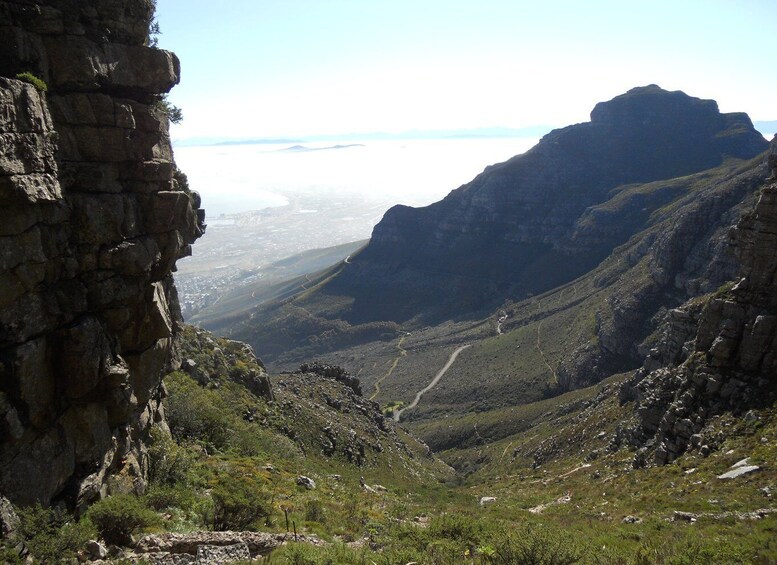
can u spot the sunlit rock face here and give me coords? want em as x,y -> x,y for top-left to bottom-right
333,85 -> 768,323
621,140 -> 777,465
0,0 -> 204,509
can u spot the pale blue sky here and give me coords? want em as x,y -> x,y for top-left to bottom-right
155,0 -> 776,141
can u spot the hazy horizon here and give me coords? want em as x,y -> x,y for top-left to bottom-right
172,121 -> 777,149
156,0 -> 777,143
171,125 -> 553,147
175,136 -> 539,217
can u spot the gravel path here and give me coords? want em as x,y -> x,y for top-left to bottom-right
394,344 -> 471,422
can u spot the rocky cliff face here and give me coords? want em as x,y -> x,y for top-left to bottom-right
0,0 -> 204,509
330,86 -> 767,323
554,149 -> 770,390
619,141 -> 777,464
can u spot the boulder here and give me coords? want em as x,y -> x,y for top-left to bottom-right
196,542 -> 250,564
0,496 -> 19,540
718,458 -> 761,480
85,539 -> 108,560
296,476 -> 316,490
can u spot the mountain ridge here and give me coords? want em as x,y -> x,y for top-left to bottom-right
2,4 -> 777,559
312,85 -> 768,324
226,87 -> 770,379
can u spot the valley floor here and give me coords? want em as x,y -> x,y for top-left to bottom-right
4,326 -> 775,564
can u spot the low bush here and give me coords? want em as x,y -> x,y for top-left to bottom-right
428,512 -> 485,546
15,72 -> 47,92
164,371 -> 232,449
164,371 -> 296,459
487,524 -> 584,564
147,428 -> 198,487
156,95 -> 183,124
87,494 -> 159,545
144,484 -> 197,513
210,464 -> 270,531
16,504 -> 96,563
304,498 -> 326,524
0,544 -> 22,564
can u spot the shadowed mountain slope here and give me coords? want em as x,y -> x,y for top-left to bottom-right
225,87 -> 769,373
318,85 -> 768,323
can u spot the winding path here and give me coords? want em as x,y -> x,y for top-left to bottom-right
393,344 -> 471,422
369,335 -> 407,400
535,320 -> 558,384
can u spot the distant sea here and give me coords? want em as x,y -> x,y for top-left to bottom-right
173,138 -> 541,218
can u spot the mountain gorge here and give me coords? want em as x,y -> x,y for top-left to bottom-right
224,88 -> 771,406
2,1 -> 777,562
281,147 -> 772,437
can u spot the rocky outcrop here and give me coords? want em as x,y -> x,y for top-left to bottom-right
274,370 -> 406,466
555,149 -> 770,389
620,143 -> 777,464
328,85 -> 767,323
298,361 -> 362,396
178,325 -> 271,400
129,531 -> 325,563
168,324 -> 452,479
0,496 -> 19,540
0,1 -> 204,508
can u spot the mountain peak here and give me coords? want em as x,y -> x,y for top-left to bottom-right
590,84 -> 720,126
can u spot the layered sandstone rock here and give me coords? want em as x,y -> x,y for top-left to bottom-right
620,142 -> 777,464
0,0 -> 204,509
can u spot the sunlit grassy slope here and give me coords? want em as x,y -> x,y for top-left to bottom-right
191,240 -> 367,333
132,327 -> 777,563
227,156 -> 767,442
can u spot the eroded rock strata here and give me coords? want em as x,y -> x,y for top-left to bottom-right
0,0 -> 204,509
620,142 -> 777,464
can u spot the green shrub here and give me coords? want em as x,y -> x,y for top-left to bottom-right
489,524 -> 583,565
144,484 -> 197,513
173,165 -> 190,192
164,371 -> 234,450
156,95 -> 183,124
428,512 -> 484,545
147,428 -> 198,487
304,498 -> 326,524
87,494 -> 159,546
210,465 -> 270,531
163,371 -> 292,459
0,544 -> 22,564
267,543 -> 423,565
16,504 -> 96,563
15,72 -> 47,92
272,542 -> 320,565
